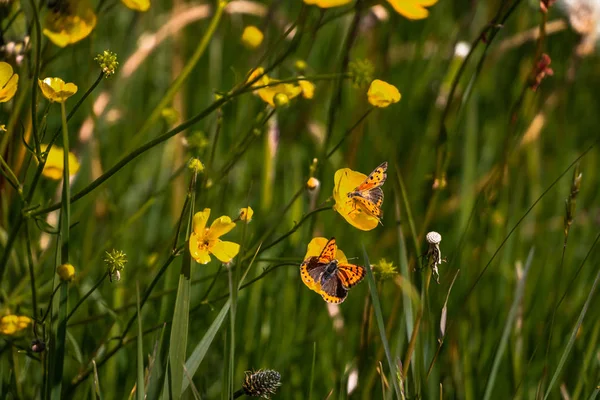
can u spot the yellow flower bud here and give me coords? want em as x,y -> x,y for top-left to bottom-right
241,26 -> 264,49
239,206 -> 254,223
306,177 -> 320,191
57,263 -> 75,281
295,59 -> 308,73
273,93 -> 289,108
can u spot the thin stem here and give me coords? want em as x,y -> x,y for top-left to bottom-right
24,221 -> 38,318
326,108 -> 373,159
66,273 -> 109,322
60,101 -> 70,264
28,0 -> 42,156
0,155 -> 22,194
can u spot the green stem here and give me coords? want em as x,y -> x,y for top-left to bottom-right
66,273 -> 108,322
28,0 -> 42,156
325,108 -> 373,159
0,154 -> 22,194
24,221 -> 38,318
60,102 -> 71,263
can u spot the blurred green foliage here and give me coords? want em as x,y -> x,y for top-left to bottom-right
1,0 -> 600,399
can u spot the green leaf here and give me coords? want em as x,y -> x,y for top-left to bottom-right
181,299 -> 231,394
146,324 -> 168,400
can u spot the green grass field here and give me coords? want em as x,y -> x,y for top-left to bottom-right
1,0 -> 600,398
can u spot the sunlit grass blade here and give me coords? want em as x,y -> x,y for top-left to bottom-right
136,282 -> 145,400
362,244 -> 401,399
483,248 -> 534,400
162,256 -> 192,400
181,299 -> 231,394
92,360 -> 103,400
544,246 -> 600,399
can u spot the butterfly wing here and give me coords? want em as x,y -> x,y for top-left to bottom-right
317,237 -> 337,264
354,162 -> 388,192
336,263 -> 366,289
300,256 -> 326,291
319,275 -> 348,304
353,196 -> 383,219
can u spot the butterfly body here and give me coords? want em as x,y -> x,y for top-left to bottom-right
300,238 -> 365,303
346,162 -> 388,221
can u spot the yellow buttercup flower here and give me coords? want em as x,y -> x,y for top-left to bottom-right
241,26 -> 264,49
122,0 -> 150,11
0,315 -> 32,336
43,0 -> 97,47
38,78 -> 78,103
0,62 -> 18,102
367,79 -> 401,108
298,78 -> 315,99
239,207 -> 254,223
333,168 -> 379,231
57,263 -> 76,281
189,208 -> 240,264
303,0 -> 352,7
40,144 -> 81,180
386,0 -> 438,20
247,68 -> 303,107
302,237 -> 349,293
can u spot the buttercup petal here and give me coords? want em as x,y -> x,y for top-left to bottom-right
386,0 -> 430,20
207,216 -> 236,240
0,62 -> 18,103
332,168 -> 380,231
304,0 -> 353,7
121,0 -> 150,11
210,240 -> 240,263
304,237 -> 348,264
192,209 -> 211,236
41,144 -> 80,180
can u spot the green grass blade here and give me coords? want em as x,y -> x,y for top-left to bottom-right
162,259 -> 191,400
146,324 -> 168,400
544,251 -> 600,399
362,244 -> 401,399
483,248 -> 534,400
309,342 -> 316,400
136,282 -> 145,400
50,282 -> 68,399
92,360 -> 103,400
181,299 -> 231,394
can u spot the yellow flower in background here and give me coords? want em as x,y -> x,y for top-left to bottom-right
43,0 -> 97,47
239,207 -> 254,223
298,78 -> 315,99
302,237 -> 349,293
333,168 -> 379,231
57,263 -> 76,281
303,0 -> 352,7
40,144 -> 81,180
241,26 -> 264,49
247,68 -> 303,107
189,208 -> 240,264
367,79 -> 401,108
0,315 -> 31,336
38,77 -> 78,103
0,62 -> 18,102
387,0 -> 438,20
122,0 -> 150,11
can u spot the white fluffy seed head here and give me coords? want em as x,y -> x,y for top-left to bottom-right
426,231 -> 442,245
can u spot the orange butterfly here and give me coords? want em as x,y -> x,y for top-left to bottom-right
300,238 -> 365,303
347,162 -> 387,221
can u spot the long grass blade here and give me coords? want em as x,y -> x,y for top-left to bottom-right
483,248 -> 534,400
362,244 -> 401,399
544,242 -> 600,399
181,299 -> 231,394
